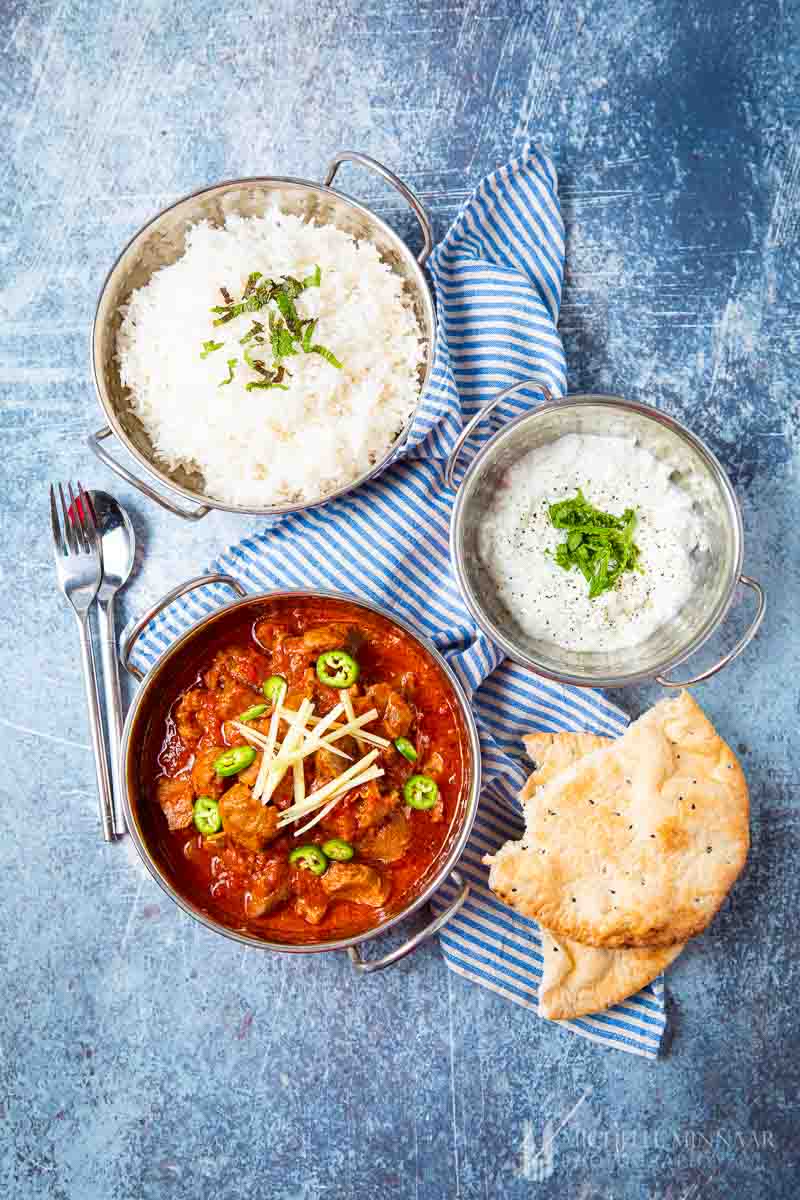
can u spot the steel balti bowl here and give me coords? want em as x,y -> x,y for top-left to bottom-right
449,381 -> 765,689
119,575 -> 479,973
89,151 -> 436,520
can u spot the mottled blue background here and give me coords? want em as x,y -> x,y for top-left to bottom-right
2,1 -> 798,1197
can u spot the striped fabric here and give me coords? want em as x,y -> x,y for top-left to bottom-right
130,145 -> 668,1057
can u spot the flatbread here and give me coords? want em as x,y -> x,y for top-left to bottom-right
520,731 -> 611,802
518,732 -> 685,1020
539,928 -> 683,1020
485,691 -> 749,949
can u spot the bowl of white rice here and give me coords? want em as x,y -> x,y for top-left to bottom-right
89,151 -> 436,519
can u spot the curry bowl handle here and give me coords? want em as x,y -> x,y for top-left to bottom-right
445,378 -> 553,491
88,427 -> 211,521
655,575 -> 766,687
324,150 -> 434,267
346,870 -> 469,974
120,573 -> 248,681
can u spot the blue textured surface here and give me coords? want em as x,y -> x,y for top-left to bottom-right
2,1 -> 798,1196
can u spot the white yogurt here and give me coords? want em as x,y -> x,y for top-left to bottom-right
478,433 -> 705,653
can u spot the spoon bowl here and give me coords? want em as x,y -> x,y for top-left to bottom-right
90,490 -> 135,597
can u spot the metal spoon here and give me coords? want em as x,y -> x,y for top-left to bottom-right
89,490 -> 136,836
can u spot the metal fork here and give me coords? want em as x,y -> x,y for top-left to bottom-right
49,482 -> 115,841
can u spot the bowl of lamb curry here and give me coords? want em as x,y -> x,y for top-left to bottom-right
121,580 -> 479,963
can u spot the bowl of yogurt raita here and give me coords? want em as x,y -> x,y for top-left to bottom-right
449,383 -> 765,688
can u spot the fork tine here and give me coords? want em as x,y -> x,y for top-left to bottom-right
49,484 -> 65,557
68,482 -> 88,553
78,482 -> 97,535
79,482 -> 100,560
59,483 -> 77,554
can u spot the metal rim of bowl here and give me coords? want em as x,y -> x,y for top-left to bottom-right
91,172 -> 437,517
120,586 -> 482,954
450,393 -> 745,689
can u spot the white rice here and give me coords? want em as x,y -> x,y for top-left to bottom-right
116,209 -> 426,508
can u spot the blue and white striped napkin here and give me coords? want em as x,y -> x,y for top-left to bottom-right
131,145 -> 668,1057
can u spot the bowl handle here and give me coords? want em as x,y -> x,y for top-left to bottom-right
324,150 -> 434,267
445,377 -> 553,491
655,575 -> 766,687
120,573 -> 248,681
88,427 -> 211,521
346,870 -> 470,974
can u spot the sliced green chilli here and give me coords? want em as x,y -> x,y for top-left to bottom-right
239,703 -> 268,722
316,650 -> 359,689
321,837 -> 354,862
263,675 -> 287,703
289,844 -> 329,875
394,737 -> 418,762
193,796 -> 222,835
403,774 -> 439,811
213,745 -> 257,777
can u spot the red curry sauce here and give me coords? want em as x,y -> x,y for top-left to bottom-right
146,597 -> 468,944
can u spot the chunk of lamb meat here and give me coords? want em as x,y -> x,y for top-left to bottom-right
291,870 -> 330,925
190,745 -> 226,799
312,738 -> 356,789
282,684 -> 314,714
416,751 -> 446,821
309,745 -> 358,841
318,805 -> 357,844
253,621 -> 291,654
364,683 -> 413,739
283,623 -> 363,657
245,857 -> 291,919
244,768 -> 295,813
356,782 -> 401,833
174,689 -> 206,744
313,745 -> 341,788
219,783 -> 279,852
204,645 -> 270,693
217,684 -> 261,725
237,751 -> 263,788
156,777 -> 194,830
275,669 -> 317,712
320,862 -> 390,907
357,810 -> 411,863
